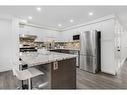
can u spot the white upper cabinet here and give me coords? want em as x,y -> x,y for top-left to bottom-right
19,25 -> 60,42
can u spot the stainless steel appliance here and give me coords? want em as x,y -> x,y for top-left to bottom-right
73,34 -> 80,40
80,30 -> 101,73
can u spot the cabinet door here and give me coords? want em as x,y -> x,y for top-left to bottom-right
51,58 -> 76,89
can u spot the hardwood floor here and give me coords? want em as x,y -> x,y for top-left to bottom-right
0,70 -> 18,89
1,60 -> 127,89
77,59 -> 127,89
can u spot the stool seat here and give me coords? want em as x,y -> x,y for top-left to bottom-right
14,68 -> 44,81
28,68 -> 44,78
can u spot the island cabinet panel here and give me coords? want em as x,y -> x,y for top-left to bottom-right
51,58 -> 76,89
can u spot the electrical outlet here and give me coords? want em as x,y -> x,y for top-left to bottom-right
53,61 -> 58,70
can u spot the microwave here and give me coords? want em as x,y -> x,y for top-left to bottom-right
73,35 -> 80,40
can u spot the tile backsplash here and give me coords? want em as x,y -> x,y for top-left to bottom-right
54,41 -> 80,49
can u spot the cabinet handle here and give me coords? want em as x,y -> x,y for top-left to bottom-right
53,61 -> 58,70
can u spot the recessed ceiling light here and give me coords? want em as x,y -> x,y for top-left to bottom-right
58,24 -> 62,27
36,7 -> 41,11
89,12 -> 93,16
70,19 -> 74,23
28,16 -> 32,20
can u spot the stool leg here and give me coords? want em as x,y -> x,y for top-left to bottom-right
28,78 -> 32,89
31,78 -> 33,89
21,80 -> 24,89
16,80 -> 23,89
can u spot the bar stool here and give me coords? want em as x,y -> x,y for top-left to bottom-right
13,59 -> 44,89
13,67 -> 44,89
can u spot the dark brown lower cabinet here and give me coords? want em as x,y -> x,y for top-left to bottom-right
51,58 -> 76,89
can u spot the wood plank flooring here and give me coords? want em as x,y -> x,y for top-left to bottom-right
77,59 -> 127,89
0,70 -> 18,89
1,60 -> 127,89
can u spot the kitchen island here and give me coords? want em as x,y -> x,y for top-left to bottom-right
49,48 -> 80,67
20,51 -> 77,89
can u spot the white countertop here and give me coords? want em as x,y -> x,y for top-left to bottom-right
20,51 -> 77,67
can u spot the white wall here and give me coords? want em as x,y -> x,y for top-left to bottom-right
120,26 -> 127,68
121,32 -> 127,60
0,19 -> 14,72
19,25 -> 61,42
113,18 -> 127,72
61,17 -> 116,75
0,18 -> 20,72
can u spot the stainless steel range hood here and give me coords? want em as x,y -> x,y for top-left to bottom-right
19,34 -> 37,41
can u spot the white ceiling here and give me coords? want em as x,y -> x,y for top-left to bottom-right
0,6 -> 127,29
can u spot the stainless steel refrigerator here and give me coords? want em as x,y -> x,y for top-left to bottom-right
79,30 -> 101,73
